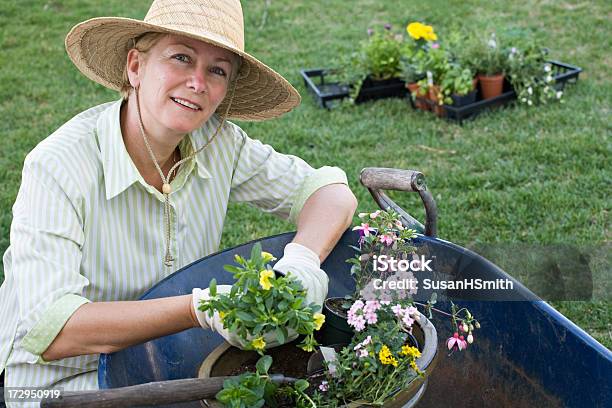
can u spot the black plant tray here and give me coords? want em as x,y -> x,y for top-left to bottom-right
422,60 -> 582,124
300,69 -> 406,109
300,61 -> 581,123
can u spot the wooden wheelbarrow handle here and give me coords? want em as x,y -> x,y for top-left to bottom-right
41,374 -> 297,408
360,167 -> 437,237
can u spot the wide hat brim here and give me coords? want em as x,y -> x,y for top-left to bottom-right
65,17 -> 301,121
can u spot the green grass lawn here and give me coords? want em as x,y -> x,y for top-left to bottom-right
1,0 -> 610,348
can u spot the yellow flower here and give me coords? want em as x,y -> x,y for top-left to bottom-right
406,22 -> 437,42
313,313 -> 326,330
261,251 -> 277,263
218,311 -> 226,321
410,359 -> 422,375
378,345 -> 398,367
259,269 -> 274,290
400,345 -> 421,359
251,336 -> 266,351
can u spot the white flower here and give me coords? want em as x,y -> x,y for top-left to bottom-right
527,87 -> 533,95
527,100 -> 533,106
487,33 -> 497,48
544,64 -> 551,72
556,91 -> 563,99
521,98 -> 527,103
546,75 -> 553,83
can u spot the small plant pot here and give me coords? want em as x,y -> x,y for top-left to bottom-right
427,85 -> 446,117
451,89 -> 478,107
319,297 -> 354,345
406,82 -> 429,111
478,73 -> 505,100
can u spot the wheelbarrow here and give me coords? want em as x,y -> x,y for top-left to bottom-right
41,168 -> 611,408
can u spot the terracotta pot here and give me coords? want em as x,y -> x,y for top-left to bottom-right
478,73 -> 505,100
427,85 -> 445,117
406,82 -> 429,111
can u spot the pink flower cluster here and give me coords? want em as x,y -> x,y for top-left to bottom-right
379,234 -> 395,246
353,335 -> 372,358
347,300 -> 381,331
392,304 -> 418,329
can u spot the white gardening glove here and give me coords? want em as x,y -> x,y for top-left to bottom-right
272,243 -> 329,313
192,285 -> 295,349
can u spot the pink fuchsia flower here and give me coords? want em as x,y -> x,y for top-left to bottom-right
467,334 -> 474,344
395,220 -> 404,230
431,42 -> 440,49
357,348 -> 369,358
319,381 -> 329,392
369,210 -> 382,219
447,332 -> 468,351
381,300 -> 391,305
379,234 -> 395,246
353,223 -> 375,237
358,212 -> 369,218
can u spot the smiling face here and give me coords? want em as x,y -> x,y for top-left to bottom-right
126,34 -> 238,141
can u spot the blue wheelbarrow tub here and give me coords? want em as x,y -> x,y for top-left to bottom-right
99,230 -> 611,407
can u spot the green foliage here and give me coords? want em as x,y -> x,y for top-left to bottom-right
463,32 -> 510,76
439,63 -> 476,102
198,243 -> 322,354
216,355 -> 315,408
337,26 -> 405,100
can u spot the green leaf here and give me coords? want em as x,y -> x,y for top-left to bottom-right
294,379 -> 309,392
224,265 -> 242,274
209,279 -> 217,297
275,326 -> 286,344
250,243 -> 262,263
236,311 -> 254,321
265,295 -> 274,311
255,355 -> 272,374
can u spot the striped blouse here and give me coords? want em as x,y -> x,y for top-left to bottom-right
0,99 -> 347,405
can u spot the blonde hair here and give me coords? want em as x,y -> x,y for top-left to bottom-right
120,32 -> 168,100
120,32 -> 242,100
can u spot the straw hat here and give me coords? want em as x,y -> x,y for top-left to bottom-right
65,0 -> 301,121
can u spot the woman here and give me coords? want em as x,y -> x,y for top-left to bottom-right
0,0 -> 357,401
